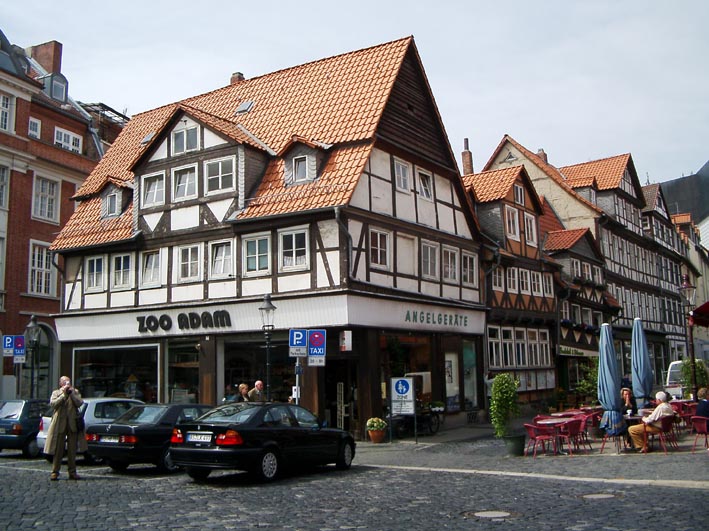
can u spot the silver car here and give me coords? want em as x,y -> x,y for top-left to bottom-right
38,397 -> 143,463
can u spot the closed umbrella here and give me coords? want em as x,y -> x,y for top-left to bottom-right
631,318 -> 654,409
597,324 -> 625,436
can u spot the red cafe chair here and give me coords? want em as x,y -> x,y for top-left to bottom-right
691,416 -> 709,453
557,418 -> 583,456
524,423 -> 556,457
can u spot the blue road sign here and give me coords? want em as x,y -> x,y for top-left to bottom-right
307,329 -> 326,366
289,329 -> 308,358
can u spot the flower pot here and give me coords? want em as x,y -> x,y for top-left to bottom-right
503,434 -> 526,456
368,429 -> 386,444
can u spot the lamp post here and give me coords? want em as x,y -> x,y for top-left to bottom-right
679,274 -> 698,400
258,294 -> 277,401
25,315 -> 41,399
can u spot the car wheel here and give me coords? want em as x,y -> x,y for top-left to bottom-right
335,440 -> 354,470
186,467 -> 211,481
253,449 -> 280,481
156,447 -> 179,473
22,437 -> 40,458
108,460 -> 129,472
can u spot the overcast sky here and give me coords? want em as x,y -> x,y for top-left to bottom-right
5,1 -> 708,182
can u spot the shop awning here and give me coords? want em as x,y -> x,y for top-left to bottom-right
691,300 -> 709,328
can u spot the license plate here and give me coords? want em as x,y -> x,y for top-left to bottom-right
100,435 -> 119,443
0,428 -> 5,434
187,432 -> 212,443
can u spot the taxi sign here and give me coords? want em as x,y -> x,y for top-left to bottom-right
307,329 -> 326,366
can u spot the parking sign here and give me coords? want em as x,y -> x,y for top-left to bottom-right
289,329 -> 308,357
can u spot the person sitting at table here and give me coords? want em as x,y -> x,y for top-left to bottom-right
696,387 -> 709,418
621,388 -> 637,415
627,391 -> 675,452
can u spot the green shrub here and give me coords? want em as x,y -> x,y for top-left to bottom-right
490,373 -> 520,438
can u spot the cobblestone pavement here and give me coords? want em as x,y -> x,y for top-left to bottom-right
0,426 -> 706,531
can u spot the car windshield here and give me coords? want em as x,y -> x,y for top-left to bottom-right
0,401 -> 22,419
115,405 -> 167,424
198,403 -> 260,424
668,364 -> 682,384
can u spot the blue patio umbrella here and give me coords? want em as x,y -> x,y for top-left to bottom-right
631,318 -> 654,409
597,324 -> 625,435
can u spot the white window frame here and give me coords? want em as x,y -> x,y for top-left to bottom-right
177,244 -> 201,282
515,328 -> 528,367
243,233 -> 271,277
28,240 -> 55,296
172,125 -> 199,156
28,117 -> 41,139
502,328 -> 514,367
111,254 -> 132,290
492,267 -> 504,292
442,246 -> 458,283
582,262 -> 592,280
505,205 -> 520,241
524,212 -> 537,247
52,79 -> 66,101
279,227 -> 309,272
539,330 -> 551,366
421,241 -> 439,280
572,304 -> 581,324
531,271 -> 543,296
140,250 -> 161,287
394,158 -> 411,193
542,273 -> 554,297
488,326 -> 502,368
571,258 -> 582,278
518,268 -> 530,294
369,229 -> 390,271
106,192 -> 119,217
462,251 -> 478,287
32,175 -> 60,223
141,172 -> 165,207
592,266 -> 603,285
561,300 -> 570,321
85,255 -> 105,292
54,126 -> 81,153
528,329 -> 539,366
418,170 -> 433,201
209,240 -> 233,279
0,93 -> 14,132
582,308 -> 593,327
514,184 -> 525,206
293,155 -> 309,183
172,164 -> 198,202
204,156 -> 235,195
0,165 -> 8,209
506,267 -> 518,293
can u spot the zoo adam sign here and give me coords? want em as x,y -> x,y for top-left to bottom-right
137,310 -> 231,333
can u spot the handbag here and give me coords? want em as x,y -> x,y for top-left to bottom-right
76,408 -> 85,432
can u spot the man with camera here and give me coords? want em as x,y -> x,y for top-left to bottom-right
46,376 -> 84,480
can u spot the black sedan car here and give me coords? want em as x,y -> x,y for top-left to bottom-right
0,399 -> 46,458
85,403 -> 211,472
170,402 -> 356,482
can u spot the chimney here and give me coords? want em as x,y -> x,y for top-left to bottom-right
461,138 -> 474,175
537,148 -> 548,164
29,40 -> 63,73
230,72 -> 245,84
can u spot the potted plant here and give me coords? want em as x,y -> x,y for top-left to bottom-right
366,417 -> 387,443
489,373 -> 524,455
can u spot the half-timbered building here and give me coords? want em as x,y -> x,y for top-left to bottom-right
50,38 -> 486,437
484,135 -> 687,386
462,164 -> 557,403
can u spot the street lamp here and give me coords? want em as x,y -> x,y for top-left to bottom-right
678,274 -> 698,400
258,294 -> 277,401
25,315 -> 42,399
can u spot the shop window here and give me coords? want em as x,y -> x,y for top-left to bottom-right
75,347 -> 158,400
168,344 -> 200,403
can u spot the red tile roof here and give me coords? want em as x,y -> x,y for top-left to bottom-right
671,212 -> 692,225
538,196 -> 566,234
52,37 -> 417,250
544,228 -> 589,251
461,166 -> 524,203
560,154 -> 631,191
486,135 -> 603,214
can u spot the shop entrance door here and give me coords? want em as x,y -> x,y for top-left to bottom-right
324,360 -> 356,433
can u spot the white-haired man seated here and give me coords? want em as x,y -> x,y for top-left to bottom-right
627,391 -> 675,452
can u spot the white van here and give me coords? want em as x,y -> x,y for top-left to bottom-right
665,361 -> 684,399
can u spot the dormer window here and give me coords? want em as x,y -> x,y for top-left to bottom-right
106,191 -> 119,217
294,156 -> 308,182
172,125 -> 199,156
52,78 -> 66,102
